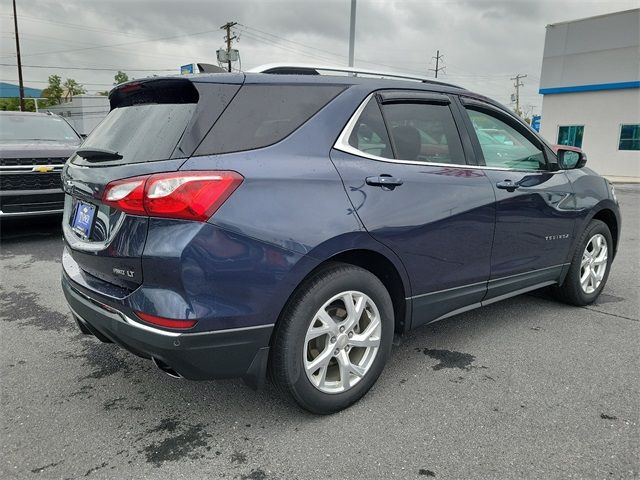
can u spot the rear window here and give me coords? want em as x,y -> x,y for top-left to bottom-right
195,84 -> 346,155
77,103 -> 196,164
0,114 -> 79,142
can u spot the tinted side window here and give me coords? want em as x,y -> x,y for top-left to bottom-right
196,84 -> 345,155
348,98 -> 393,159
466,109 -> 545,170
381,102 -> 465,164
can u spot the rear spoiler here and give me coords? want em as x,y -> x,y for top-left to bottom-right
109,78 -> 199,109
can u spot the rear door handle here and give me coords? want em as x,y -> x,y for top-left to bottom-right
496,179 -> 520,192
366,175 -> 404,189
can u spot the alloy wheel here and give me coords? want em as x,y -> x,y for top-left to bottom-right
303,291 -> 381,394
580,233 -> 608,294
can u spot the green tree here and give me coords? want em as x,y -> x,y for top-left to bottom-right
41,74 -> 63,105
62,78 -> 86,99
114,70 -> 129,85
0,97 -> 36,112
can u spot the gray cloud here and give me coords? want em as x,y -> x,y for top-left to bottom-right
1,0 -> 637,111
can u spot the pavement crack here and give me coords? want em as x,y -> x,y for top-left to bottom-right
581,306 -> 638,322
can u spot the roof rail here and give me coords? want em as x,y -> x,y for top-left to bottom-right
247,63 -> 462,89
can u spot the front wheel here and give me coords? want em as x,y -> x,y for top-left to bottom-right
554,219 -> 613,306
270,263 -> 394,414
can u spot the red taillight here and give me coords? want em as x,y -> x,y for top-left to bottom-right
135,311 -> 197,330
102,171 -> 243,221
103,177 -> 146,215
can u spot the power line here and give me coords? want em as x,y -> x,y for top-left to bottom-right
238,30 -> 340,64
3,27 -> 218,59
0,79 -> 114,86
0,62 -> 175,72
0,14 -> 151,39
238,23 -> 427,75
236,23 -> 345,59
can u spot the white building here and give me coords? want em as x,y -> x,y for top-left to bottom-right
46,95 -> 110,136
539,9 -> 639,181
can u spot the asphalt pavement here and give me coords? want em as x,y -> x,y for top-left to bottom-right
1,186 -> 638,480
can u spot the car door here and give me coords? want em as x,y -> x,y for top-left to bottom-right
458,97 -> 578,301
330,90 -> 496,328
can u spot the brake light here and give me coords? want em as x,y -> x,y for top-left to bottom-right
103,178 -> 146,214
135,311 -> 197,330
102,171 -> 243,221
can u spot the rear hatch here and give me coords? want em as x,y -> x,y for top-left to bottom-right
62,75 -> 243,290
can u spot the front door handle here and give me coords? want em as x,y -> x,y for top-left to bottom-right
496,179 -> 520,192
366,175 -> 404,190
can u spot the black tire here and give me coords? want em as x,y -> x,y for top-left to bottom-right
269,262 -> 394,414
554,219 -> 613,306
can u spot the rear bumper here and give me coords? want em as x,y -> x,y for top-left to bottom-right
62,272 -> 273,385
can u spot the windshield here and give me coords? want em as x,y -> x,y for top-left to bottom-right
0,114 -> 79,141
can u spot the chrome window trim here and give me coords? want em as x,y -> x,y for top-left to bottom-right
334,93 -> 556,173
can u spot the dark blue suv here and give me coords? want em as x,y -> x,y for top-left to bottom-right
61,65 -> 621,414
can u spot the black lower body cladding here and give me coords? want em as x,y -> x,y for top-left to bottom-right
62,272 -> 273,386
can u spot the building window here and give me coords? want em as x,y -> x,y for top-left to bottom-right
619,124 -> 640,151
557,125 -> 584,148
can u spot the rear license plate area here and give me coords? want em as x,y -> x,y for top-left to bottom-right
71,200 -> 96,238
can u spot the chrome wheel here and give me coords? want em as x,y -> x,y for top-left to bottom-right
303,290 -> 382,394
580,233 -> 608,294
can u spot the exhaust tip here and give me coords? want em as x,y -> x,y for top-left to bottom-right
152,357 -> 183,379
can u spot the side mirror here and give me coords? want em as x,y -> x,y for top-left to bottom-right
556,147 -> 587,169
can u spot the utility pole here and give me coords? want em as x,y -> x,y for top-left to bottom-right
429,50 -> 444,78
348,0 -> 356,67
12,0 -> 25,112
220,21 -> 237,72
511,74 -> 527,116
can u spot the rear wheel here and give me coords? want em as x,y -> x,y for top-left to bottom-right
555,219 -> 612,306
270,263 -> 394,414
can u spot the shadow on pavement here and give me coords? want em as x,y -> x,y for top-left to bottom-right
0,215 -> 62,243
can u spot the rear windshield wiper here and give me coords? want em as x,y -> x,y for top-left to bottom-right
76,147 -> 123,161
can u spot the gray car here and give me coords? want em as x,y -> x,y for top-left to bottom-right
0,111 -> 82,217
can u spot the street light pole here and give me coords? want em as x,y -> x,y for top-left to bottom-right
348,0 -> 356,67
12,0 -> 25,112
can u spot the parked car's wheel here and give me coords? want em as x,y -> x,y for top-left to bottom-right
270,263 -> 394,414
554,219 -> 613,306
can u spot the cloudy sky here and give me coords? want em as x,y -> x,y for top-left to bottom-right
1,0 -> 637,112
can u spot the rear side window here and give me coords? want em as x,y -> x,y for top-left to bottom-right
381,102 -> 465,164
195,84 -> 346,155
348,99 -> 393,159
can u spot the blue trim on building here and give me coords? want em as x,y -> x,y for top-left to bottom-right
539,81 -> 640,95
